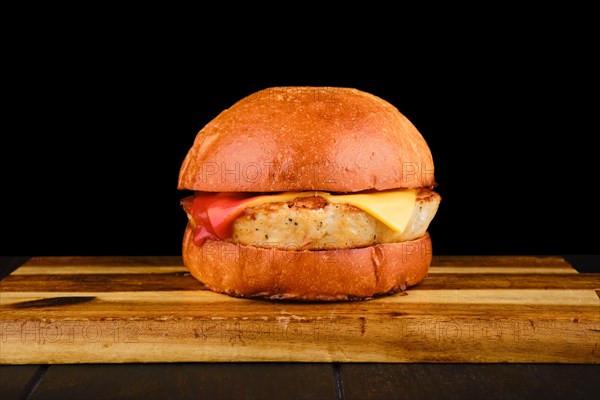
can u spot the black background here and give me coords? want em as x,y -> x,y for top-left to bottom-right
3,16 -> 598,271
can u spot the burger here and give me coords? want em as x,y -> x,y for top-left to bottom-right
178,86 -> 440,301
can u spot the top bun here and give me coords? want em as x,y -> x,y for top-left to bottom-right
178,87 -> 435,192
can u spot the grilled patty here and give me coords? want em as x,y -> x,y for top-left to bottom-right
230,189 -> 440,250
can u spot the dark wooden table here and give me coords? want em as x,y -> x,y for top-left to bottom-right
1,256 -> 599,400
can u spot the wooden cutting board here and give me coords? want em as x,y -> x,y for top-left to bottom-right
1,256 -> 599,364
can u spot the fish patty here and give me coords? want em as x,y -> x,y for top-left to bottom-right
231,189 -> 440,250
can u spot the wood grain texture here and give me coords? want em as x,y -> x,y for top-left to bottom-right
1,256 -> 599,364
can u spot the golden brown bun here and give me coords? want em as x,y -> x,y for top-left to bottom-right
178,87 -> 435,192
182,224 -> 432,301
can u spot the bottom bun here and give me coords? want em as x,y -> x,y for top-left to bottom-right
182,224 -> 432,301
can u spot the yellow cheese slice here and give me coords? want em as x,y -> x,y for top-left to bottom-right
326,190 -> 417,233
243,189 -> 417,233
